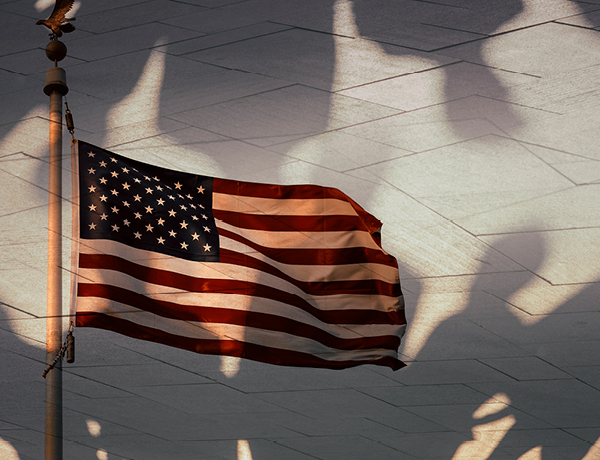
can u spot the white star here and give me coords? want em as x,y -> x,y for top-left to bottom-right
197,186 -> 204,194
203,226 -> 210,233
153,176 -> 160,181
111,206 -> 119,213
99,161 -> 107,168
134,178 -> 141,184
192,215 -> 199,221
180,221 -> 188,229
122,201 -> 130,207
134,212 -> 142,219
122,182 -> 131,190
168,230 -> 176,237
144,176 -> 152,181
89,223 -> 96,230
110,157 -> 118,163
203,244 -> 211,252
157,237 -> 165,245
190,204 -> 196,209
88,185 -> 96,193
100,213 -> 108,220
145,187 -> 153,194
122,167 -> 129,174
133,195 -> 142,202
201,214 -> 208,220
134,232 -> 142,239
168,195 -> 175,200
100,177 -> 108,185
123,219 -> 131,227
180,205 -> 187,211
111,224 -> 120,232
87,151 -> 95,157
157,218 -> 165,226
168,209 -> 176,217
156,185 -> 163,191
111,189 -> 119,196
88,204 -> 97,212
145,206 -> 153,214
157,198 -> 165,206
174,182 -> 183,190
87,167 -> 96,175
145,224 -> 154,232
186,194 -> 193,200
180,242 -> 189,250
111,171 -> 119,178
191,232 -> 200,241
99,195 -> 108,202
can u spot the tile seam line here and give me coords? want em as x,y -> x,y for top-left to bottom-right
428,19 -> 569,53
164,83 -> 298,115
172,24 -> 296,56
475,225 -> 600,237
333,61 -> 464,94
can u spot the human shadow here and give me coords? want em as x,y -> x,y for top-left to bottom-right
409,233 -> 600,459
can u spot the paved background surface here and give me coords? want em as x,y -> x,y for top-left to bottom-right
1,1 -> 600,459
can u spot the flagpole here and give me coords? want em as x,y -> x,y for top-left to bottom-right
43,37 -> 69,460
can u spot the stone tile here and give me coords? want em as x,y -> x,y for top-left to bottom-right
366,22 -> 484,52
378,431 -> 473,459
479,229 -> 600,285
66,23 -> 201,62
169,84 -> 399,147
428,0 -> 594,35
274,435 -> 407,460
365,135 -> 571,203
340,62 -> 539,111
185,27 -> 454,91
384,360 -> 513,385
480,357 -> 573,381
525,340 -> 600,368
358,383 -> 488,407
135,383 -> 284,415
439,22 -> 600,78
468,380 -> 600,428
159,22 -> 291,55
268,130 -> 411,172
67,362 -> 213,389
562,365 -> 600,390
76,0 -> 204,34
455,185 -> 600,235
181,438 -> 316,460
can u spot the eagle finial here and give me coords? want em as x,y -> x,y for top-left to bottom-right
36,0 -> 76,38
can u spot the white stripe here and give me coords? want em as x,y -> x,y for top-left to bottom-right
78,240 -> 401,316
77,297 -> 400,362
213,193 -> 359,216
77,268 -> 404,338
221,235 -> 399,284
216,219 -> 382,250
80,238 -> 399,287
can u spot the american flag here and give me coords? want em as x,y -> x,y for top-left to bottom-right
72,141 -> 406,370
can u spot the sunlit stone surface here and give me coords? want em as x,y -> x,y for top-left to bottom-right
1,0 -> 599,459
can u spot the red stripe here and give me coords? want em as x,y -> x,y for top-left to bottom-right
213,178 -> 382,236
78,283 -> 402,351
213,210 -> 372,232
218,227 -> 398,268
79,253 -> 406,325
220,248 -> 403,299
76,312 -> 406,370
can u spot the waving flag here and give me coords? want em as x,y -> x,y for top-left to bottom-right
71,140 -> 406,370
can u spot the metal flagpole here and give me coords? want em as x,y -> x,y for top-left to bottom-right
43,37 -> 69,460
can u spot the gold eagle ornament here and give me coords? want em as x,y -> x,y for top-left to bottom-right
36,0 -> 76,37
